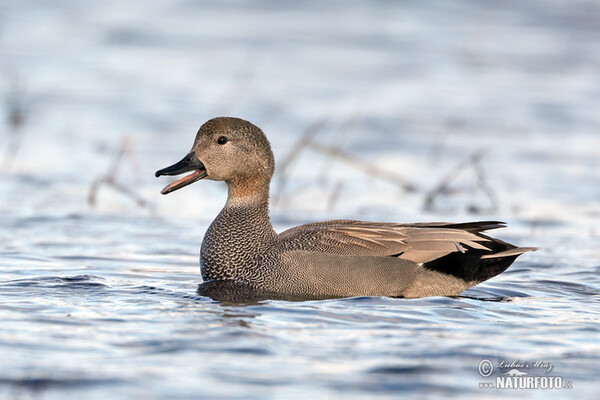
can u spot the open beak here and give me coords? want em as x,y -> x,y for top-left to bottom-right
155,152 -> 207,195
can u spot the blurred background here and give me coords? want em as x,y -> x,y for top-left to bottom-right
1,1 -> 599,399
1,0 -> 599,227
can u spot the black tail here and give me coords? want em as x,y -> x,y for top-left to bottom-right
423,238 -> 525,283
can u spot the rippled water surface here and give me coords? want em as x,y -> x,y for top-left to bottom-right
1,1 -> 600,399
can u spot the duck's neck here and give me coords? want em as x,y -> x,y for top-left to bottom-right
200,180 -> 277,282
225,177 -> 271,209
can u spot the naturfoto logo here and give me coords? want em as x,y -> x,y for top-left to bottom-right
477,359 -> 573,390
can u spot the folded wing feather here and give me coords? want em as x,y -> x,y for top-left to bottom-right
278,220 -> 502,264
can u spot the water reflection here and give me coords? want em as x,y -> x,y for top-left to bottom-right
197,280 -> 313,304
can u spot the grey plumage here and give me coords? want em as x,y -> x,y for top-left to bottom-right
156,117 -> 536,301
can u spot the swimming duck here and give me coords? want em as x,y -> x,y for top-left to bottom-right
156,117 -> 535,300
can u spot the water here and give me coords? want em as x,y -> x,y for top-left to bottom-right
1,0 -> 599,398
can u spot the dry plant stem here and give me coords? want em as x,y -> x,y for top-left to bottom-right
274,115 -> 416,210
2,84 -> 26,173
423,150 -> 498,212
88,136 -> 153,211
273,118 -> 328,205
277,118 -> 329,175
307,141 -> 417,193
317,103 -> 363,183
472,157 -> 499,211
326,180 -> 344,212
423,152 -> 481,211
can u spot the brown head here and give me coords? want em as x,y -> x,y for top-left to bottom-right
155,117 -> 275,200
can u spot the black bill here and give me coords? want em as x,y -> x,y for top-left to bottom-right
155,152 -> 207,195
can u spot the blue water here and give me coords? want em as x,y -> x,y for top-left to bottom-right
1,0 -> 599,399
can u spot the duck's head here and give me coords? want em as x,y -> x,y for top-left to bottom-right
155,117 -> 275,195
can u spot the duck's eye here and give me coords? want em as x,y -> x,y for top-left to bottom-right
217,136 -> 227,145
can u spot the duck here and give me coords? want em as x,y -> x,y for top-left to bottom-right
156,117 -> 535,301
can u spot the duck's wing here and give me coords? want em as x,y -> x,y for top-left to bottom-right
278,220 -> 534,264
